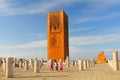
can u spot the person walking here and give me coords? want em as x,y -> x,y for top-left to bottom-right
54,60 -> 58,71
49,59 -> 53,70
59,59 -> 63,71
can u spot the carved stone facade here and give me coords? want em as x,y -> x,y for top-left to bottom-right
48,10 -> 69,62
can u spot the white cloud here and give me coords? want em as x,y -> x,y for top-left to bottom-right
0,0 -> 119,16
0,50 -> 47,60
0,45 -> 117,60
29,33 -> 46,38
0,40 -> 47,59
70,27 -> 93,32
75,12 -> 120,23
104,49 -> 120,53
70,34 -> 120,46
0,0 -> 9,11
0,0 -> 82,15
69,47 -> 103,60
0,0 -> 120,16
69,46 -> 120,60
0,40 -> 47,50
0,33 -> 120,60
92,0 -> 120,8
0,33 -> 120,50
81,0 -> 120,11
73,0 -> 120,24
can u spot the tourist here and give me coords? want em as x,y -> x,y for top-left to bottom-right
54,60 -> 58,70
59,59 -> 63,71
49,59 -> 53,70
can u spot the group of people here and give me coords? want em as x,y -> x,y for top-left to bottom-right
49,59 -> 63,71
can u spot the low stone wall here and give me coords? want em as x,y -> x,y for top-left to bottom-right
108,60 -> 114,68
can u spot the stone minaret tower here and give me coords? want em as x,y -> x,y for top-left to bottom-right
47,10 -> 69,62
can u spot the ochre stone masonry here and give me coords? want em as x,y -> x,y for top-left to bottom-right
47,10 -> 69,62
97,51 -> 107,63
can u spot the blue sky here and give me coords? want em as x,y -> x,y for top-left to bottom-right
0,0 -> 120,60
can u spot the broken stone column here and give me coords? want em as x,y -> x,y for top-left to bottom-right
38,60 -> 42,68
2,58 -> 6,72
47,59 -> 51,67
89,60 -> 92,68
71,61 -> 74,66
24,60 -> 29,70
65,56 -> 69,67
74,61 -> 77,66
13,58 -> 17,67
83,60 -> 87,70
108,59 -> 114,68
41,58 -> 44,65
35,58 -> 37,61
30,59 -> 34,68
6,57 -> 13,78
87,60 -> 90,68
78,59 -> 83,71
34,60 -> 39,73
113,50 -> 119,71
89,60 -> 90,68
19,60 -> 23,69
0,57 -> 2,66
23,59 -> 25,68
91,58 -> 94,67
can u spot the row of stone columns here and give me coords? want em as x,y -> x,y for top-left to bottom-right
19,59 -> 42,72
78,58 -> 94,71
70,61 -> 78,66
0,57 -> 43,78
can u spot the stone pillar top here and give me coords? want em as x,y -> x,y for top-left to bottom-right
113,50 -> 118,53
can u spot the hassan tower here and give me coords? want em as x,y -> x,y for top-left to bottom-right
47,10 -> 69,62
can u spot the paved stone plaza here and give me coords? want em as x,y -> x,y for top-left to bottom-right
0,63 -> 120,80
